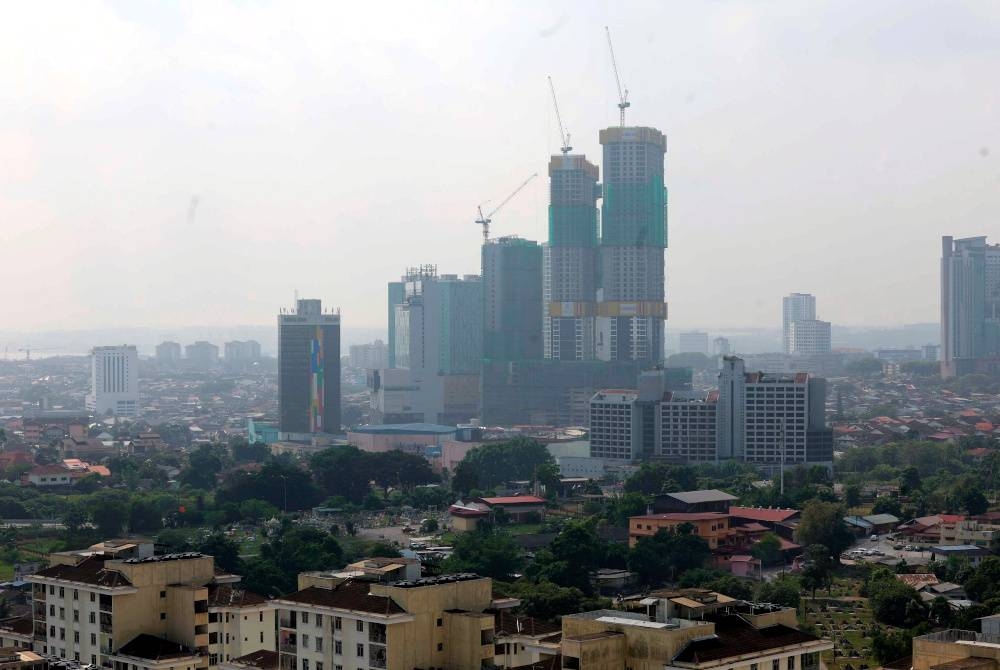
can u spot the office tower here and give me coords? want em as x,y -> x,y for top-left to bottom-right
376,267 -> 481,424
482,236 -> 543,361
349,340 -> 389,369
278,298 -> 341,436
941,236 -> 1000,377
545,154 -> 600,361
712,336 -> 732,357
590,357 -> 832,469
782,293 -> 816,354
154,341 -> 182,364
715,356 -> 747,460
678,331 -> 709,355
387,280 -> 405,368
86,345 -> 139,417
595,126 -> 668,363
787,319 -> 832,355
224,340 -> 262,361
185,341 -> 219,368
922,344 -> 940,362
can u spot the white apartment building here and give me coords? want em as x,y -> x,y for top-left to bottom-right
659,392 -> 719,463
782,293 -> 816,354
588,390 -> 640,460
787,319 -> 832,356
86,346 -> 139,418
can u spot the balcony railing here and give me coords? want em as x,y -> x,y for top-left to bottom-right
279,643 -> 298,654
368,645 -> 387,669
368,625 -> 387,645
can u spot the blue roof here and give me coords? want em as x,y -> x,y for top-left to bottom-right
349,423 -> 457,435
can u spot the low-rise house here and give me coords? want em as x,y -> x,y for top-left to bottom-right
930,545 -> 993,567
0,618 -> 32,650
449,496 -> 547,532
651,490 -> 738,514
628,513 -> 731,549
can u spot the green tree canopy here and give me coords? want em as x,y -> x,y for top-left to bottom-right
451,438 -> 554,496
796,500 -> 853,556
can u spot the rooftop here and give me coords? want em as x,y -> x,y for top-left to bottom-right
729,506 -> 799,523
207,583 -> 267,608
278,581 -> 405,615
229,650 -> 279,670
666,490 -> 738,504
348,423 -> 457,435
117,634 -> 199,661
631,512 -> 730,522
32,557 -> 133,588
673,616 -> 825,664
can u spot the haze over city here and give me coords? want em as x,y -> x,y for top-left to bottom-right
4,1 -> 1000,332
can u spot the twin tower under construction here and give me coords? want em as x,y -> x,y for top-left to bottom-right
545,125 -> 668,363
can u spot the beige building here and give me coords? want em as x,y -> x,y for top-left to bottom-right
271,573 -> 496,670
0,619 -> 33,650
559,599 -> 831,670
0,647 -> 45,670
27,546 -> 274,670
911,627 -> 1000,670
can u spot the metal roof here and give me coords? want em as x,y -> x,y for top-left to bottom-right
666,489 -> 738,504
348,423 -> 458,435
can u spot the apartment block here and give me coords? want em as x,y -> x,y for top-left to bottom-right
271,574 -> 495,670
627,512 -> 732,549
27,543 -> 273,670
560,597 -> 830,670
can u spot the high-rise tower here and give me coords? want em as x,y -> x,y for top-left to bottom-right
544,154 -> 600,360
595,126 -> 668,362
941,236 -> 1000,377
278,299 -> 341,436
86,345 -> 139,417
782,293 -> 816,354
483,236 -> 543,361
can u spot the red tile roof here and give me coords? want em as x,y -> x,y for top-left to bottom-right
729,507 -> 799,523
480,496 -> 546,506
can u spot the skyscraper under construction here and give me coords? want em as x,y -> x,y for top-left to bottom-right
595,126 -> 668,362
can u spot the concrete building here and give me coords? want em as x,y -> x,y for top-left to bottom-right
86,346 -> 139,418
560,601 -> 829,670
782,293 -> 816,354
590,357 -> 833,469
348,341 -> 388,371
155,342 -> 182,365
941,235 -> 1000,377
628,512 -> 732,549
278,299 -> 341,437
386,282 -> 406,370
678,332 -> 709,355
787,319 -> 831,356
923,343 -> 941,361
712,337 -> 731,357
482,236 -> 543,362
596,126 -> 668,364
544,154 -> 600,362
346,423 -> 457,454
223,341 -> 261,362
27,545 -> 274,670
185,342 -> 220,369
912,627 -> 1000,670
376,267 -> 481,425
271,573 -> 495,670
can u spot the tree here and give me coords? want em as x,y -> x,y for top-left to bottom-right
800,544 -> 833,597
872,630 -> 913,664
197,534 -> 242,573
796,500 -> 853,556
231,439 -> 271,463
128,496 -> 163,533
627,528 -> 710,585
751,533 -> 783,566
866,568 -> 926,627
624,463 -> 698,496
88,490 -> 130,537
442,530 -> 523,581
846,357 -> 883,376
871,496 -> 902,518
450,438 -> 555,496
900,466 -> 922,495
310,446 -> 375,504
844,484 -> 861,508
753,574 -> 801,608
960,487 -> 989,516
156,528 -> 192,553
218,461 -> 322,511
62,502 -> 88,534
180,445 -> 225,490
239,499 -> 280,523
508,580 -> 608,621
530,520 -> 608,593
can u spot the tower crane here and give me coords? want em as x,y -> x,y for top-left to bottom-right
605,26 -> 630,127
548,76 -> 572,154
475,173 -> 538,241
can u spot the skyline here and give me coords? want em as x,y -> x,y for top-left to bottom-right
4,1 -> 1000,331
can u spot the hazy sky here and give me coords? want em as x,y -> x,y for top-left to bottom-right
3,1 -> 1000,334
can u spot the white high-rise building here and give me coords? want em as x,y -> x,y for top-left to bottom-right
787,319 -> 832,355
86,345 -> 139,417
782,293 -> 816,354
678,331 -> 709,355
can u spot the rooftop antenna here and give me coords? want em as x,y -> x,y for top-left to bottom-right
605,26 -> 630,127
548,76 -> 572,154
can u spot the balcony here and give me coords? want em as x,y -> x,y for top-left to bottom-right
33,586 -> 46,600
481,630 -> 495,646
279,655 -> 297,670
278,612 -> 297,629
194,600 -> 209,614
33,622 -> 46,640
99,595 -> 112,612
368,624 -> 387,645
33,602 -> 46,620
368,645 -> 387,670
100,613 -> 113,635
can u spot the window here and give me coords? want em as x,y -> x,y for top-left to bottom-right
302,612 -> 310,624
160,613 -> 166,620
74,631 -> 79,643
302,635 -> 309,649
335,641 -> 342,655
773,660 -> 780,670
90,593 -> 95,602
59,588 -> 65,598
160,591 -> 166,598
302,660 -> 309,670
436,643 -> 443,652
260,612 -> 264,623
89,613 -> 95,624
356,644 -> 364,657
317,664 -> 323,670
49,605 -> 54,616
49,586 -> 54,595
73,610 -> 79,622
59,628 -> 65,640
260,632 -> 264,643
209,654 -> 218,666
788,658 -> 795,670
315,638 -> 322,652
91,634 -> 96,645
73,590 -> 79,600
436,618 -> 442,627
356,621 -> 364,633
334,617 -> 342,631
59,608 -> 65,619
315,614 -> 323,627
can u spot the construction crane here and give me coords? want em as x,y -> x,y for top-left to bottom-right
548,76 -> 572,154
605,26 -> 630,127
475,173 -> 538,241
17,346 -> 61,361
